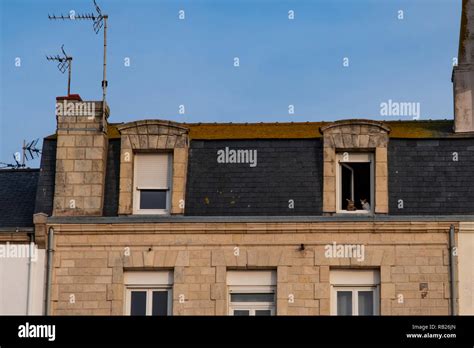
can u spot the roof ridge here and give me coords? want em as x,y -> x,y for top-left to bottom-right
0,168 -> 40,172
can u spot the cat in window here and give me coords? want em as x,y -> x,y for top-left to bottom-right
361,198 -> 370,211
346,199 -> 356,211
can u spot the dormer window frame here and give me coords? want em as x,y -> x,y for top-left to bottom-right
117,120 -> 189,216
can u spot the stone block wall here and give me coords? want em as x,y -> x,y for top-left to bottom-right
48,221 -> 454,315
53,100 -> 109,216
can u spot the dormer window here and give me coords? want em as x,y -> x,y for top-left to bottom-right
133,153 -> 172,214
336,152 -> 374,213
320,120 -> 389,215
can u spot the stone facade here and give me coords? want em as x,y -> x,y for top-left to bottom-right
46,220 -> 454,315
453,0 -> 474,133
458,221 -> 474,314
39,111 -> 463,316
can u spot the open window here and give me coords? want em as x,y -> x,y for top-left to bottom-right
227,270 -> 276,316
336,152 -> 374,213
133,153 -> 172,214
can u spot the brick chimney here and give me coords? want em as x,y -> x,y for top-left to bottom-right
53,95 -> 110,216
453,0 -> 474,133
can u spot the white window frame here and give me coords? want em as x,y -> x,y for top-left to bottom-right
331,286 -> 379,316
124,271 -> 173,316
330,269 -> 380,316
336,152 -> 374,214
125,287 -> 173,316
228,285 -> 276,316
133,153 -> 173,215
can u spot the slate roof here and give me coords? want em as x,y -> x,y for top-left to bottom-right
36,118 -> 474,218
0,169 -> 39,228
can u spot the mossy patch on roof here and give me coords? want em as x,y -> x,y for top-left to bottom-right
108,122 -> 122,139
182,120 -> 461,140
186,122 -> 327,139
386,120 -> 456,138
46,119 -> 474,141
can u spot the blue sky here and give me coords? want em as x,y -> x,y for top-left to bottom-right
0,0 -> 462,168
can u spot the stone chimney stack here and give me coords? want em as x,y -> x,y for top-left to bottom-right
453,0 -> 474,133
53,94 -> 110,216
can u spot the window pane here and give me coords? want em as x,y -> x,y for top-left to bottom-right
341,164 -> 353,210
230,293 -> 275,303
130,291 -> 147,316
152,291 -> 168,316
255,310 -> 272,316
340,161 -> 372,211
233,310 -> 250,316
337,291 -> 353,316
352,163 -> 371,210
140,190 -> 167,210
358,291 -> 374,316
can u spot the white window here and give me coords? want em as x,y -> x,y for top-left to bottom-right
330,269 -> 380,316
227,270 -> 276,316
336,152 -> 374,213
133,153 -> 172,214
124,271 -> 173,316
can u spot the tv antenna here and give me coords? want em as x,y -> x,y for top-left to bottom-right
23,139 -> 42,162
48,0 -> 108,131
46,45 -> 73,95
0,139 -> 42,169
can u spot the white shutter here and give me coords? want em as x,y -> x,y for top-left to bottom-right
227,271 -> 276,286
124,271 -> 173,286
330,269 -> 380,286
135,153 -> 169,189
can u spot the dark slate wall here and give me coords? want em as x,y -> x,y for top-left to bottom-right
185,139 -> 323,215
0,169 -> 39,227
103,139 -> 121,216
388,139 -> 474,215
34,138 -> 56,216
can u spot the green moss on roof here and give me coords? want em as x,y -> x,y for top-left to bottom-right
187,122 -> 327,139
45,119 -> 474,141
183,120 -> 460,139
386,120 -> 456,138
107,122 -> 122,139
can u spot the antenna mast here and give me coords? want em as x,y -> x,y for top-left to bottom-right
46,45 -> 72,95
48,0 -> 108,131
